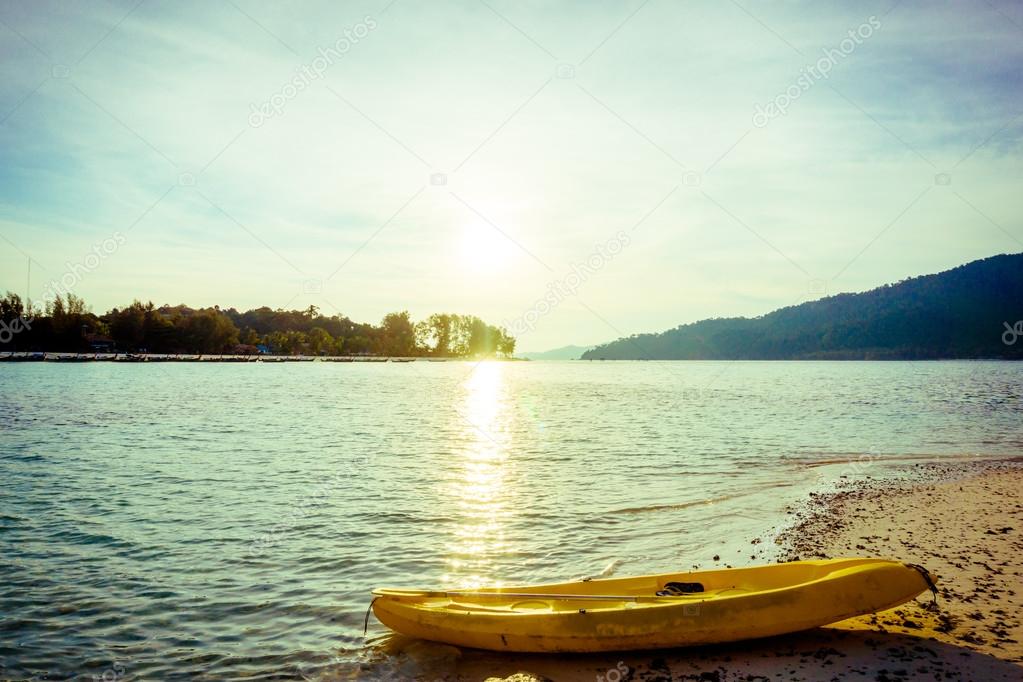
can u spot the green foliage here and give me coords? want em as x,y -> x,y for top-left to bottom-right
176,308 -> 239,354
380,311 -> 416,357
264,329 -> 307,355
0,293 -> 518,357
307,327 -> 340,356
582,253 -> 1023,360
412,313 -> 514,358
416,313 -> 453,355
0,292 -> 25,322
29,294 -> 105,351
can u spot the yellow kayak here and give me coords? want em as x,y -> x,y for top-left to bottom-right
371,558 -> 937,652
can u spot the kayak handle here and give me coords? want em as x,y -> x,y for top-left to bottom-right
364,596 -> 379,634
904,563 -> 938,604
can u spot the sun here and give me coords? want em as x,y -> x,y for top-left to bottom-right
459,222 -> 512,272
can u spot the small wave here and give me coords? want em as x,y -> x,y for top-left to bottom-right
48,529 -> 137,549
2,453 -> 47,462
787,452 -> 1008,468
608,483 -> 790,515
610,497 -> 739,514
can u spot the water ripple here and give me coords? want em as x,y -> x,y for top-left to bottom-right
0,360 -> 1020,678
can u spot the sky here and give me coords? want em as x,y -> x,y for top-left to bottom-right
0,0 -> 1021,351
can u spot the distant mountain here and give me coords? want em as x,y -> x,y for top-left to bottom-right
582,253 -> 1023,360
517,345 -> 594,361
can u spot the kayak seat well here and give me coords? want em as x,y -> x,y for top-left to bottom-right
656,581 -> 704,595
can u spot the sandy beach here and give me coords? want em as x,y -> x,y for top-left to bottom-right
381,459 -> 1023,681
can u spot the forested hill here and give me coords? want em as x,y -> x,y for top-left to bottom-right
582,253 -> 1023,360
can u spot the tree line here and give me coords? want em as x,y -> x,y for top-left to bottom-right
0,293 -> 516,357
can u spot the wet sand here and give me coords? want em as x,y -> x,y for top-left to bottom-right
420,459 -> 1023,681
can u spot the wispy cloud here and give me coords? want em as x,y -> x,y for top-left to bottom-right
0,0 -> 1020,347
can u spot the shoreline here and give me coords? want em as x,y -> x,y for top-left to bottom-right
368,458 -> 1023,681
4,353 -> 1020,364
0,352 -> 521,363
776,457 -> 1023,663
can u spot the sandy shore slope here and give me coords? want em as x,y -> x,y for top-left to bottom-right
778,461 -> 1022,665
406,460 -> 1022,681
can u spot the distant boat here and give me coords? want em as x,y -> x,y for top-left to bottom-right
371,558 -> 937,653
391,358 -> 415,363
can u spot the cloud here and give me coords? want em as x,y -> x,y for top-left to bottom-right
0,0 -> 1020,349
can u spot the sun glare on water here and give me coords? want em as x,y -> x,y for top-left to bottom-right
443,362 -> 514,589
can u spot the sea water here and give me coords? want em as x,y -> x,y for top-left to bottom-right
1,360 -> 1021,679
